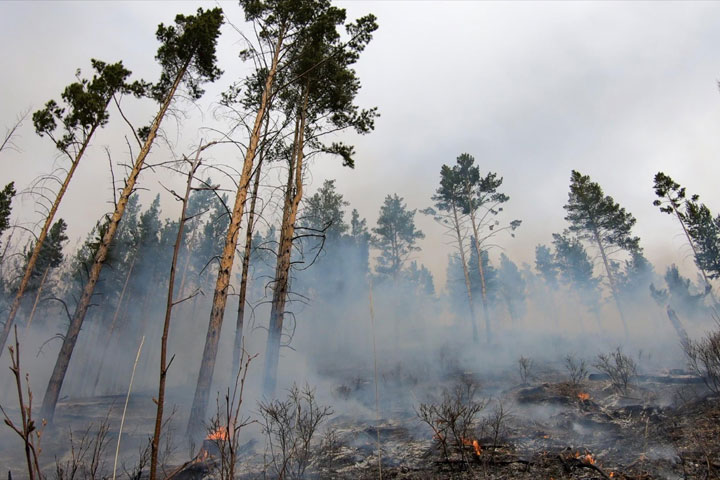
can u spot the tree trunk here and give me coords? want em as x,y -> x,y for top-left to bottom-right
186,30 -> 285,437
25,266 -> 50,329
40,61 -> 188,423
665,306 -> 689,345
591,226 -> 629,338
150,146 -> 202,480
451,202 -> 478,343
232,151 -> 264,380
263,86 -> 309,396
1,121 -> 102,355
468,211 -> 491,343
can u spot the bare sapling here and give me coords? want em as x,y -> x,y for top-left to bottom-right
517,356 -> 534,385
207,348 -> 257,480
259,383 -> 334,480
149,143 -> 209,480
564,354 -> 589,386
0,326 -> 45,480
683,318 -> 720,395
416,377 -> 486,467
594,347 -> 637,395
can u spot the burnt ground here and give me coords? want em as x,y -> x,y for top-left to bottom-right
1,368 -> 719,479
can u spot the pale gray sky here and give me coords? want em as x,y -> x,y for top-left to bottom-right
2,1 -> 720,289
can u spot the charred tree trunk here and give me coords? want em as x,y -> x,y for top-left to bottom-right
451,202 -> 478,343
25,266 -> 50,329
40,61 -> 188,423
232,152 -> 264,380
187,30 -> 285,437
263,86 -> 308,396
1,121 -> 102,354
150,146 -> 203,480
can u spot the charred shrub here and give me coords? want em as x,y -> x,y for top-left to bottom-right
683,324 -> 720,395
416,377 -> 487,466
594,347 -> 637,394
564,354 -> 588,385
258,383 -> 333,480
518,356 -> 534,385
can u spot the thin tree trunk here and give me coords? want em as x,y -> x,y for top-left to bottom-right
263,86 -> 309,396
40,61 -> 188,423
451,203 -> 477,343
150,146 -> 202,480
666,306 -> 689,345
1,121 -> 102,355
468,211 -> 491,343
591,226 -> 629,338
25,266 -> 50,329
187,30 -> 285,437
232,151 -> 264,380
91,253 -> 137,395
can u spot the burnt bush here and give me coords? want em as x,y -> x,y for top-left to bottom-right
594,347 -> 637,395
683,322 -> 720,395
416,377 -> 487,466
564,354 -> 588,385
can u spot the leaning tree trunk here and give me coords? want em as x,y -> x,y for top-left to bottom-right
186,30 -> 285,437
232,152 -> 264,380
1,120 -> 103,355
263,89 -> 308,396
25,266 -> 50,329
468,211 -> 491,343
591,226 -> 629,339
451,202 -> 478,343
150,146 -> 202,480
40,61 -> 188,423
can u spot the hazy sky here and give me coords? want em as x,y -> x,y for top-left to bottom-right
2,1 -> 720,289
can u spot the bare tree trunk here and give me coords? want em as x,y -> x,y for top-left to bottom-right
666,306 -> 689,345
40,62 -> 188,423
91,253 -> 137,395
232,153 -> 264,380
1,122 -> 101,355
451,203 -> 477,343
263,88 -> 308,396
25,266 -> 50,329
150,146 -> 203,480
187,30 -> 285,437
591,227 -> 629,339
468,212 -> 491,343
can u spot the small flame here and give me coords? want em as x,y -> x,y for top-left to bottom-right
461,437 -> 482,456
609,473 -> 614,478
577,392 -> 590,402
206,426 -> 229,442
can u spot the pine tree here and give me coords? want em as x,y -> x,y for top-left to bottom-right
497,253 -> 526,323
1,61 -> 141,354
0,182 -> 16,253
684,198 -> 720,281
534,244 -> 559,288
372,194 -> 425,279
563,170 -> 640,337
41,7 -> 224,422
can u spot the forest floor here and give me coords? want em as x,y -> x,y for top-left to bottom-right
1,365 -> 718,479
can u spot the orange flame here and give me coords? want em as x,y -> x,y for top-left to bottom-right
577,392 -> 590,402
609,473 -> 614,478
206,426 -> 228,442
461,437 -> 482,456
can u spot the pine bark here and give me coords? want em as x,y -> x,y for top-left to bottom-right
232,154 -> 263,380
468,211 -> 491,343
451,202 -> 478,343
186,30 -> 285,437
25,266 -> 50,329
591,225 -> 629,338
263,86 -> 308,396
40,62 -> 188,423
